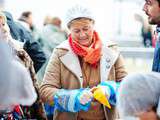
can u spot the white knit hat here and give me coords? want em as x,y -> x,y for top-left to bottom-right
65,5 -> 94,27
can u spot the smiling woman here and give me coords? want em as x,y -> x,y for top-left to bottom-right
40,5 -> 127,120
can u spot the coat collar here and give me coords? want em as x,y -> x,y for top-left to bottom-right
57,41 -> 83,86
100,46 -> 119,82
56,41 -> 119,87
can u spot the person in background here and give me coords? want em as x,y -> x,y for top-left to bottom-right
19,11 -> 44,46
39,17 -> 68,120
3,11 -> 46,73
43,15 -> 52,26
42,16 -> 67,57
37,16 -> 67,81
40,5 -> 127,120
143,0 -> 160,72
0,12 -> 46,119
117,72 -> 160,120
18,11 -> 33,31
134,13 -> 153,47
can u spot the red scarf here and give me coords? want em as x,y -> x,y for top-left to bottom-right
69,31 -> 102,68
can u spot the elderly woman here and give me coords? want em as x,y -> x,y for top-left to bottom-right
0,12 -> 46,119
117,72 -> 160,120
40,5 -> 127,120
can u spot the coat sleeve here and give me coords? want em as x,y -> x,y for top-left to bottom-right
114,54 -> 127,81
40,48 -> 61,103
108,43 -> 127,81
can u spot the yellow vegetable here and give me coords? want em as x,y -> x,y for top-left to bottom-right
93,87 -> 111,109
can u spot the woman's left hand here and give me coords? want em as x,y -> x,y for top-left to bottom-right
79,89 -> 93,105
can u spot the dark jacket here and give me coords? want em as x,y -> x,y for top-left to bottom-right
152,26 -> 160,72
3,11 -> 46,73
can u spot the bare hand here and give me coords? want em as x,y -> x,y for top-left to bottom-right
138,110 -> 158,120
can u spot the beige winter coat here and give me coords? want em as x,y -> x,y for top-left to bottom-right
40,40 -> 127,120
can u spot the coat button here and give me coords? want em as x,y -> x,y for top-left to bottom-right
106,58 -> 111,63
106,65 -> 110,69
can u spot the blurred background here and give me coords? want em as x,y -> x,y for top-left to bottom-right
1,0 -> 155,73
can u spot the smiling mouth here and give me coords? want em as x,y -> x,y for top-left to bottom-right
79,38 -> 88,41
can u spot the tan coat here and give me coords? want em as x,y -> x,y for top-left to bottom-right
40,40 -> 127,120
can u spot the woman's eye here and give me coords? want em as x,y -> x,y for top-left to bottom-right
83,26 -> 91,31
83,28 -> 88,31
74,30 -> 80,33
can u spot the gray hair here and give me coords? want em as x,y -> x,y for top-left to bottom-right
117,72 -> 160,118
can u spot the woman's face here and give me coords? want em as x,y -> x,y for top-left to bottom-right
69,18 -> 94,47
0,16 -> 10,42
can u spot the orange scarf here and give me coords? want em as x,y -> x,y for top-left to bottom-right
69,31 -> 102,68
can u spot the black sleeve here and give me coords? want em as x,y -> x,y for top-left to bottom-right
17,24 -> 47,73
23,40 -> 46,73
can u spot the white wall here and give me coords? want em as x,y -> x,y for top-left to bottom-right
4,0 -> 144,41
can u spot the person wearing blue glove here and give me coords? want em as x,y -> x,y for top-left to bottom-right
53,88 -> 92,112
40,5 -> 127,120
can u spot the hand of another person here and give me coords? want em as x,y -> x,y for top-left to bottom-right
138,110 -> 158,120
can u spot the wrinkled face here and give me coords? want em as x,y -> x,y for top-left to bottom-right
0,16 -> 10,41
69,18 -> 94,46
143,0 -> 160,24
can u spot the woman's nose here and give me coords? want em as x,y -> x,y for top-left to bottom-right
79,31 -> 86,37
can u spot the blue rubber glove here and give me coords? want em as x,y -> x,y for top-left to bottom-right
44,103 -> 55,116
98,81 -> 120,105
54,88 -> 92,112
